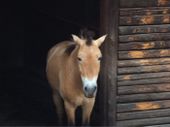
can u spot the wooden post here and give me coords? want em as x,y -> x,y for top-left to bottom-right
99,0 -> 118,126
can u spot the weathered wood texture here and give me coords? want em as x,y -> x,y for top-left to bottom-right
120,7 -> 170,16
117,116 -> 170,127
118,77 -> 170,86
118,100 -> 170,112
119,41 -> 170,50
119,49 -> 170,59
117,0 -> 170,126
118,58 -> 170,67
119,33 -> 170,43
120,15 -> 170,25
117,108 -> 170,120
118,92 -> 170,103
119,24 -> 170,35
120,0 -> 170,8
145,124 -> 170,127
118,72 -> 170,81
118,83 -> 170,95
118,64 -> 170,74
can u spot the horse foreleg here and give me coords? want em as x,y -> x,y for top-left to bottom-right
52,92 -> 64,125
64,101 -> 76,126
82,98 -> 95,126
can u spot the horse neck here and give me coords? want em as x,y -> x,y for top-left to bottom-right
66,46 -> 82,90
68,45 -> 81,77
69,45 -> 78,62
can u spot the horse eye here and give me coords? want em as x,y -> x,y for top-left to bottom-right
77,57 -> 82,61
98,57 -> 102,61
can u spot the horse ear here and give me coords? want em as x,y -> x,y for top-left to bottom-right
94,35 -> 107,47
72,34 -> 84,45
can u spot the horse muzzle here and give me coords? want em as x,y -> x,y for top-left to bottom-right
83,86 -> 97,98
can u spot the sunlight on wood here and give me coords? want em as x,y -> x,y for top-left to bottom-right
127,17 -> 132,24
163,8 -> 169,14
128,51 -> 144,58
142,42 -> 155,49
160,50 -> 170,56
146,10 -> 152,15
163,15 -> 170,23
161,28 -> 168,32
123,75 -> 131,80
139,59 -> 150,64
158,0 -> 169,6
140,16 -> 154,24
136,102 -> 160,110
158,84 -> 170,91
128,36 -> 135,41
132,28 -> 142,33
147,27 -> 152,33
160,41 -> 166,47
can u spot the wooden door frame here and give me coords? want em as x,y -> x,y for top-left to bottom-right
99,0 -> 119,126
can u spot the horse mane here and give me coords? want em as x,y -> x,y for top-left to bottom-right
65,43 -> 76,56
80,28 -> 95,46
65,29 -> 95,55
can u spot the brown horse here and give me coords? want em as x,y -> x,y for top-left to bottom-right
46,32 -> 106,126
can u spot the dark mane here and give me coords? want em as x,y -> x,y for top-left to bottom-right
80,28 -> 95,46
65,44 -> 76,56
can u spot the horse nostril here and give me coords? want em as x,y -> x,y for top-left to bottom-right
92,86 -> 97,93
84,86 -> 88,91
94,86 -> 97,91
84,86 -> 97,94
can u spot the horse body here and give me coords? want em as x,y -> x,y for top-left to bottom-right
47,41 -> 86,105
46,34 -> 106,125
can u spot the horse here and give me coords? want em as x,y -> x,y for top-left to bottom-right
46,32 -> 107,126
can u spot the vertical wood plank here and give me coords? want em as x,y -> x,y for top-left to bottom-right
100,0 -> 118,126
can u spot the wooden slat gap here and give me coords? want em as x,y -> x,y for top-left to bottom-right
120,14 -> 170,18
118,77 -> 170,86
119,32 -> 170,38
117,92 -> 170,103
118,72 -> 170,81
118,83 -> 170,95
118,56 -> 170,61
117,108 -> 170,121
117,116 -> 170,127
118,48 -> 170,52
120,7 -> 170,10
118,91 -> 170,96
119,33 -> 170,39
117,100 -> 170,113
118,63 -> 170,68
118,64 -> 170,75
119,31 -> 170,36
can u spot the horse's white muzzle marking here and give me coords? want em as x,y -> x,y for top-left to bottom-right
81,76 -> 98,98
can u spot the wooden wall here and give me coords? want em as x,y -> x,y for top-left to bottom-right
117,0 -> 170,126
99,0 -> 118,125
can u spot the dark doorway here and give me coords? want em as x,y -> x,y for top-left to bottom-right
1,0 -> 100,126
